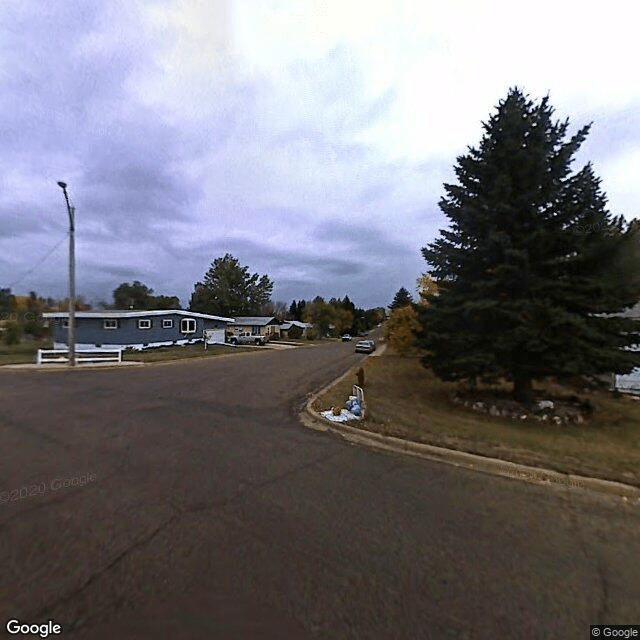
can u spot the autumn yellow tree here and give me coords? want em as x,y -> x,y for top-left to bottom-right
416,273 -> 438,306
384,305 -> 421,356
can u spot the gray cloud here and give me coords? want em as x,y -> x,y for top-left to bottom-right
2,2 -> 635,313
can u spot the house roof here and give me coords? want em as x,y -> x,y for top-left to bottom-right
42,310 -> 235,323
233,316 -> 279,325
281,320 -> 312,329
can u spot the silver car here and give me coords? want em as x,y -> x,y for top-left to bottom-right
355,340 -> 375,354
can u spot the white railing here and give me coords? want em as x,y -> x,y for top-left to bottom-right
36,349 -> 122,365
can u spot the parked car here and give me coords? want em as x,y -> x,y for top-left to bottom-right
355,340 -> 375,354
341,334 -> 352,342
229,332 -> 267,346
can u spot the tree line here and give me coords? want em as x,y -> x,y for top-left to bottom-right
1,253 -> 386,344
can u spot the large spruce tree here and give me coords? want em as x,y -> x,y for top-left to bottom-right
416,88 -> 640,404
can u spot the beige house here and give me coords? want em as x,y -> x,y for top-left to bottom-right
231,316 -> 281,340
280,321 -> 313,339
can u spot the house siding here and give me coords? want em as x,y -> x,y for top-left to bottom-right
48,313 -> 229,349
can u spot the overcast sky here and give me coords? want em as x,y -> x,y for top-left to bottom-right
1,0 -> 638,310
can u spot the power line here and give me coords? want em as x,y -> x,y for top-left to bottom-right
7,233 -> 68,290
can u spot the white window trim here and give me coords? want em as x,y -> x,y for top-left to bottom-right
162,319 -> 173,329
104,319 -> 118,330
138,319 -> 152,330
180,318 -> 196,334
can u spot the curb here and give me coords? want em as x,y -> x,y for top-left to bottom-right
301,366 -> 640,503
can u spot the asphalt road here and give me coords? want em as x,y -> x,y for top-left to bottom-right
1,337 -> 640,639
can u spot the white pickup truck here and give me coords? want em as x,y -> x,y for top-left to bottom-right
228,332 -> 268,346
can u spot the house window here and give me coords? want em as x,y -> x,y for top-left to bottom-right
104,319 -> 118,330
181,318 -> 196,333
138,319 -> 152,329
162,319 -> 173,329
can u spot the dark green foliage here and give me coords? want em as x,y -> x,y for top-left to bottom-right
288,300 -> 305,322
389,287 -> 413,310
287,324 -> 303,339
190,253 -> 274,317
0,288 -> 12,314
23,315 -> 47,339
3,320 -> 21,345
113,281 -> 154,309
113,281 -> 181,310
416,87 -> 640,403
150,295 -> 181,310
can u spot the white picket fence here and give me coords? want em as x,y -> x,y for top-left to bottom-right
36,349 -> 122,365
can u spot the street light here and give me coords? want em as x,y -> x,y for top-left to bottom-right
57,181 -> 76,367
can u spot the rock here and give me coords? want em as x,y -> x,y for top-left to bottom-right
520,414 -> 528,420
489,405 -> 500,417
575,414 -> 584,424
537,400 -> 555,410
553,416 -> 562,424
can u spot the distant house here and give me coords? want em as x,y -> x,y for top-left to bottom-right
280,320 -> 313,339
231,317 -> 281,340
613,301 -> 640,394
42,310 -> 234,350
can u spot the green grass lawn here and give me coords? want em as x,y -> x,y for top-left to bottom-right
0,341 -> 253,365
0,340 -> 52,365
121,343 -> 253,362
313,351 -> 640,487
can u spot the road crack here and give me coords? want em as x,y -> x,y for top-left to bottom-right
31,511 -> 181,629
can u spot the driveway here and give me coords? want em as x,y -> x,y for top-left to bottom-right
1,339 -> 639,639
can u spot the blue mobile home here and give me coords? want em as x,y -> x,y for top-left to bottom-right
42,310 -> 234,350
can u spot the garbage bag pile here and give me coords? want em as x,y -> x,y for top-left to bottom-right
320,395 -> 363,422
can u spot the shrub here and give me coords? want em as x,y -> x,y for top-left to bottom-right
4,321 -> 22,345
306,328 -> 318,341
288,325 -> 303,339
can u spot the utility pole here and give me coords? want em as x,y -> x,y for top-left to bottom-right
57,182 -> 76,367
